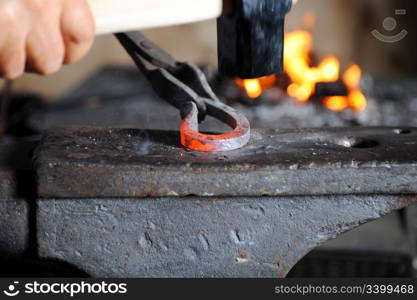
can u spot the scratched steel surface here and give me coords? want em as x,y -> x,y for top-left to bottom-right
35,126 -> 417,198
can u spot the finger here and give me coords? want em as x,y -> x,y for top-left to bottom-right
26,20 -> 65,75
0,1 -> 27,79
61,0 -> 95,64
0,37 -> 26,79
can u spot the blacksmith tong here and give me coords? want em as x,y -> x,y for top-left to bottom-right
115,32 -> 250,152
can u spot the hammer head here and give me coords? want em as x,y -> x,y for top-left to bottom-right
217,0 -> 292,79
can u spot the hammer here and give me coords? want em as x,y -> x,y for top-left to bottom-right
87,0 -> 294,79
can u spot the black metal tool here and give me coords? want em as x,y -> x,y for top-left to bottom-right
115,32 -> 250,152
115,32 -> 210,120
217,0 -> 293,79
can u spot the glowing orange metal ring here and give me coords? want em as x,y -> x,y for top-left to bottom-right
180,101 -> 251,152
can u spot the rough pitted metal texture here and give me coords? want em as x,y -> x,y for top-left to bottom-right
37,195 -> 417,277
35,127 -> 417,198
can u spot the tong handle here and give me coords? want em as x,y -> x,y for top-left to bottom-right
115,32 -> 213,120
115,32 -> 177,76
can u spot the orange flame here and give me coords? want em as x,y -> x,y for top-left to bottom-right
343,64 -> 367,112
323,96 -> 348,112
284,31 -> 341,102
284,30 -> 366,111
235,75 -> 276,99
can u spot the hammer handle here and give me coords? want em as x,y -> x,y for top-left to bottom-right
87,0 -> 223,35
